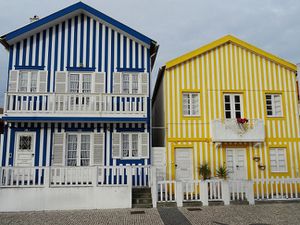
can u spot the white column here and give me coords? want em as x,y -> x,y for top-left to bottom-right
200,181 -> 209,206
222,180 -> 230,205
151,167 -> 157,208
246,180 -> 255,205
176,181 -> 183,207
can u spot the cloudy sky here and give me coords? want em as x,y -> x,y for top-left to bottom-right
0,0 -> 299,105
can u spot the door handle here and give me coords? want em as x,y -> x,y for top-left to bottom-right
32,154 -> 35,156
175,164 -> 178,168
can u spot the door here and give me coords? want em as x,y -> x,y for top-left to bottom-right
152,147 -> 166,181
175,148 -> 193,181
15,132 -> 35,167
226,148 -> 247,180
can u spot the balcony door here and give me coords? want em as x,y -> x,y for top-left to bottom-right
226,148 -> 247,180
224,94 -> 243,119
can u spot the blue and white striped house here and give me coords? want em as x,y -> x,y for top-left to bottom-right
0,2 -> 158,211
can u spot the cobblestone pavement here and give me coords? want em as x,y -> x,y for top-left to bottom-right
1,203 -> 300,225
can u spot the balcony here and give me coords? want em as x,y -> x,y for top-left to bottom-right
211,119 -> 265,143
4,92 -> 147,118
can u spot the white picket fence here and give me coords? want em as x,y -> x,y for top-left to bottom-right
254,177 -> 300,200
0,165 -> 151,188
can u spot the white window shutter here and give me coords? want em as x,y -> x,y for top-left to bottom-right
93,72 -> 105,93
112,133 -> 121,158
139,133 -> 149,158
139,72 -> 148,95
113,72 -> 122,93
93,132 -> 104,165
9,70 -> 19,92
55,71 -> 68,93
52,132 -> 65,166
38,71 -> 48,93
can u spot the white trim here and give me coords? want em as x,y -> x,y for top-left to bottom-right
269,147 -> 288,173
14,131 -> 36,167
266,94 -> 283,117
182,92 -> 200,117
224,93 -> 243,119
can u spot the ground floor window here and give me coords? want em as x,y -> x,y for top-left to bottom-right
66,133 -> 91,166
122,133 -> 139,158
270,148 -> 287,172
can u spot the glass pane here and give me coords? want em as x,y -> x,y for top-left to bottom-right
122,134 -> 130,157
67,135 -> 77,166
224,95 -> 230,102
225,111 -> 231,119
132,74 -> 139,94
19,72 -> 29,92
234,95 -> 240,102
132,134 -> 138,157
69,74 -> 79,93
82,74 -> 91,93
122,74 -> 130,94
19,136 -> 32,150
31,72 -> 38,92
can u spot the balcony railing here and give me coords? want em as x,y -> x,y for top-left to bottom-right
4,92 -> 147,117
211,119 -> 265,142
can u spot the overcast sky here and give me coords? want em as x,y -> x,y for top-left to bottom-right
0,0 -> 299,106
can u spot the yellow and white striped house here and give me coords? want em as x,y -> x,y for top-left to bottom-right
152,35 -> 300,186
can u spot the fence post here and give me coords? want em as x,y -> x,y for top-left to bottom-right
200,180 -> 208,206
222,180 -> 230,205
151,167 -> 157,208
126,166 -> 133,208
93,166 -> 98,187
246,180 -> 255,205
176,181 -> 183,207
44,167 -> 50,187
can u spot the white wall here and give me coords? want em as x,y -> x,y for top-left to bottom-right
0,186 -> 131,212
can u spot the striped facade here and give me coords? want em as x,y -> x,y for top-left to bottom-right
1,2 -> 157,169
153,35 -> 300,182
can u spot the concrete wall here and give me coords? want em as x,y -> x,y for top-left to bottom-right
0,186 -> 131,212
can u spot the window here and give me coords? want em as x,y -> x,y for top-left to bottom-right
266,94 -> 283,117
18,135 -> 33,150
224,94 -> 242,119
68,73 -> 92,93
66,133 -> 91,166
270,148 -> 287,172
18,71 -> 39,92
122,73 -> 139,94
182,93 -> 200,116
122,133 -> 139,158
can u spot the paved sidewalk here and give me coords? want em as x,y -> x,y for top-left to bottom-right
1,203 -> 300,225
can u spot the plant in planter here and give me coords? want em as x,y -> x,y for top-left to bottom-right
216,165 -> 230,180
236,117 -> 249,132
199,163 -> 211,180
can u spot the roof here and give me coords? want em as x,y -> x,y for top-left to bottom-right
166,35 -> 297,71
0,1 -> 156,48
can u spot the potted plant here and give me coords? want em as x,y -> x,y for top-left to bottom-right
216,165 -> 230,180
199,163 -> 211,180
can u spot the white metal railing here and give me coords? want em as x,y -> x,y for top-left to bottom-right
254,177 -> 300,200
211,119 -> 265,142
0,167 -> 47,187
5,92 -> 147,116
157,180 -> 176,202
207,179 -> 223,201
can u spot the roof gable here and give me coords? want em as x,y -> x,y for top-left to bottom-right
0,2 -> 154,48
166,35 -> 296,71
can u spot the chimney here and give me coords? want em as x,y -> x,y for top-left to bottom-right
30,15 -> 39,23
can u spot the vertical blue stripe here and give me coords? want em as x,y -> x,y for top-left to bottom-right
104,124 -> 107,166
47,27 -> 53,92
104,26 -> 108,92
15,42 -> 20,66
60,22 -> 65,71
92,20 -> 96,68
41,30 -> 46,66
73,16 -> 78,67
8,45 -> 13,70
34,126 -> 40,166
35,33 -> 40,66
110,30 -> 114,93
141,47 -> 144,69
8,125 -> 15,166
53,25 -> 59,91
22,39 -> 27,66
67,19 -> 71,68
1,125 -> 8,166
129,39 -> 133,68
49,124 -> 54,166
135,42 -> 138,68
43,124 -> 47,166
117,33 -> 120,69
80,14 -> 84,65
123,36 -> 126,67
98,23 -> 102,71
29,36 -> 33,66
86,16 -> 90,67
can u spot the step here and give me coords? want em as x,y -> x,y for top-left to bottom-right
132,198 -> 152,204
132,203 -> 153,208
230,200 -> 249,205
208,201 -> 224,206
132,193 -> 152,198
183,201 -> 203,207
132,188 -> 151,194
157,202 -> 177,208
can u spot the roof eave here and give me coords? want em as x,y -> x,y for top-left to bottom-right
0,36 -> 10,50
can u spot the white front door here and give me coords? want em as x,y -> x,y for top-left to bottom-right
226,148 -> 247,180
175,148 -> 193,181
15,132 -> 36,167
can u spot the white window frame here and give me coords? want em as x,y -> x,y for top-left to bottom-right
18,71 -> 39,92
224,93 -> 243,119
182,92 -> 200,117
14,132 -> 36,166
122,73 -> 139,94
68,73 -> 92,93
266,94 -> 283,117
66,133 -> 93,166
121,133 -> 139,159
269,148 -> 288,173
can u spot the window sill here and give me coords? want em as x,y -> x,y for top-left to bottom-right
270,170 -> 288,173
266,116 -> 285,120
182,115 -> 201,119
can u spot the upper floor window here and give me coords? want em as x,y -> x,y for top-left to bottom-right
182,92 -> 200,116
68,73 -> 91,93
270,148 -> 287,173
266,94 -> 283,117
113,72 -> 148,95
18,71 -> 38,92
122,73 -> 139,94
224,94 -> 242,119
